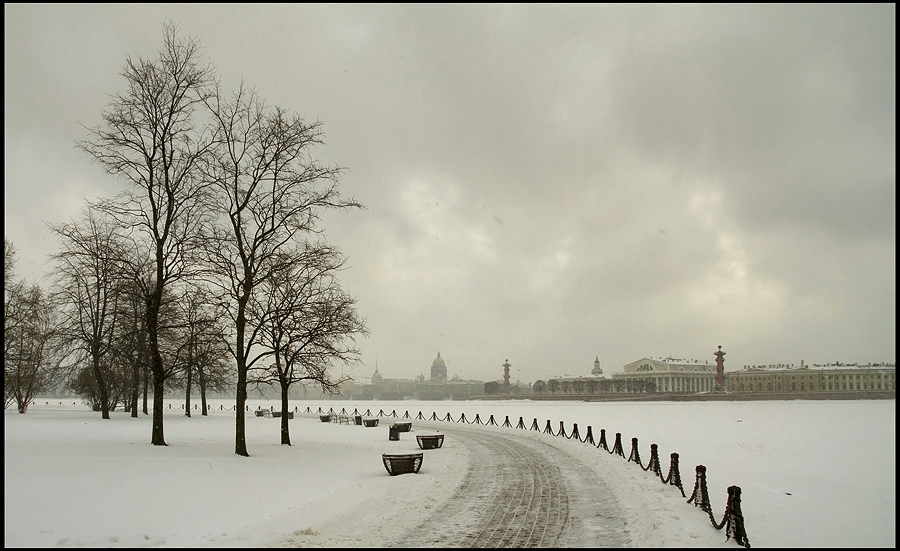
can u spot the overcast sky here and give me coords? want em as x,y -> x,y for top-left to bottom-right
5,4 -> 895,383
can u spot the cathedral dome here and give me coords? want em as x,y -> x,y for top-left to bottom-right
430,352 -> 448,382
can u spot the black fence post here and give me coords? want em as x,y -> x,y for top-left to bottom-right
627,437 -> 642,466
688,465 -> 712,515
611,432 -> 625,457
723,486 -> 751,548
644,443 -> 662,476
584,425 -> 595,446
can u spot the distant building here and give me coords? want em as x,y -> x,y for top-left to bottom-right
545,357 -> 635,395
333,352 -> 483,400
725,363 -> 895,394
612,356 -> 717,393
591,356 -> 603,376
430,352 -> 447,382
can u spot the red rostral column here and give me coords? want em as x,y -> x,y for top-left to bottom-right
715,345 -> 726,392
503,359 -> 511,387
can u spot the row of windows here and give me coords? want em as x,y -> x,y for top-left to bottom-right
729,373 -> 895,392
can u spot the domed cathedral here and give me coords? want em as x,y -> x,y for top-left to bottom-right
430,352 -> 448,382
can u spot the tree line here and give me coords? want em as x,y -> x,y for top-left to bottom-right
3,22 -> 367,457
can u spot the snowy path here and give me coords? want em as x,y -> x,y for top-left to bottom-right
387,423 -> 630,548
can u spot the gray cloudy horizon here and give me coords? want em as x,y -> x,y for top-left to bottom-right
4,4 -> 895,384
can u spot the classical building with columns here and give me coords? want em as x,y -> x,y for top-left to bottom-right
612,357 -> 717,393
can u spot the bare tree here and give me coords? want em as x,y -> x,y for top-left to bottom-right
202,82 -> 363,456
4,282 -> 60,413
193,322 -> 233,416
547,379 -> 559,394
111,281 -> 150,417
78,23 -> 215,445
5,238 -> 16,291
49,209 -> 128,419
174,286 -> 233,417
4,239 -> 20,407
255,244 -> 366,445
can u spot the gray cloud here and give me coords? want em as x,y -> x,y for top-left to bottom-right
4,4 -> 894,383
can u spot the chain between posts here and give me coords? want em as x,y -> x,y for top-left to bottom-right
688,465 -> 750,547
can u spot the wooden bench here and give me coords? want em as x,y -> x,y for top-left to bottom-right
363,418 -> 379,427
391,422 -> 412,433
319,414 -> 331,423
416,434 -> 444,450
338,414 -> 351,425
382,453 -> 424,476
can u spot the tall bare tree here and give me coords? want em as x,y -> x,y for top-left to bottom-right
255,244 -> 366,445
202,82 -> 363,456
78,23 -> 215,445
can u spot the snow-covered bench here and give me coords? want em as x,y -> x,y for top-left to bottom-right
416,434 -> 444,449
382,453 -> 423,476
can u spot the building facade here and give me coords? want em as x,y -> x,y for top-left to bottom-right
725,364 -> 895,394
612,357 -> 717,393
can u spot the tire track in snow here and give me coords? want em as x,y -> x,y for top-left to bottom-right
388,424 -> 630,548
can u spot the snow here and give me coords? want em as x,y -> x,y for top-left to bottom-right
4,398 -> 895,548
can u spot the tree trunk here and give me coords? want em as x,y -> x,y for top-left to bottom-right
280,380 -> 291,446
92,353 -> 111,420
234,299 -> 249,456
151,373 -> 166,445
148,294 -> 167,446
141,319 -> 149,415
142,362 -> 149,415
131,322 -> 142,418
198,364 -> 208,416
235,370 -> 248,456
184,358 -> 192,418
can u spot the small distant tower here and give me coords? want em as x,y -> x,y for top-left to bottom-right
714,345 -> 726,392
502,359 -> 511,387
592,356 -> 603,376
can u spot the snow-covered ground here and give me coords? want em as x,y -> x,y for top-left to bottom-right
4,398 -> 895,548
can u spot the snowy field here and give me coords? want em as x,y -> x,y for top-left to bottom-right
4,398 -> 894,548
